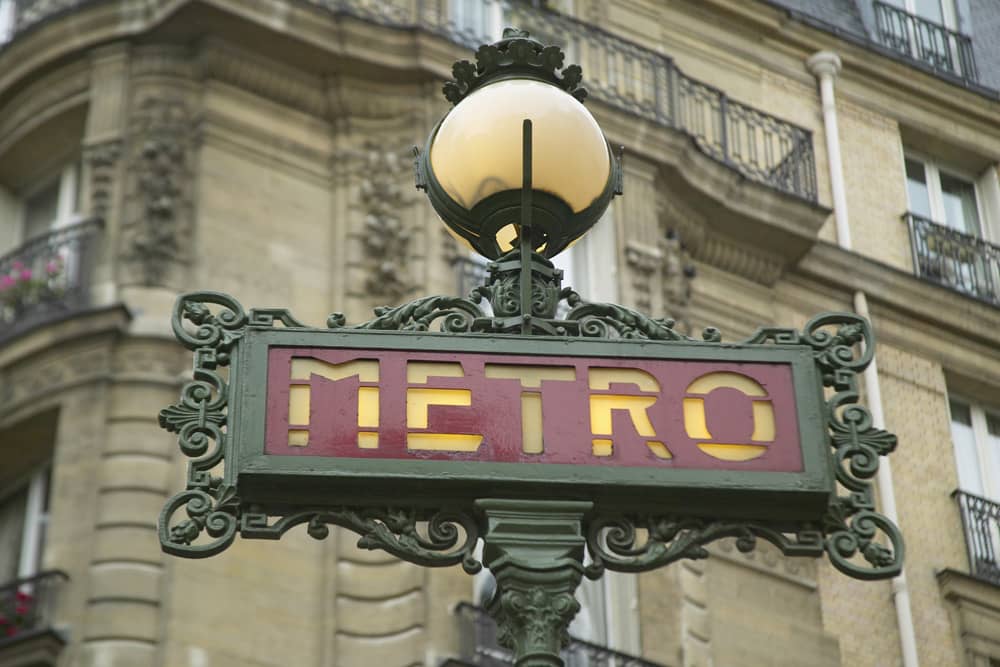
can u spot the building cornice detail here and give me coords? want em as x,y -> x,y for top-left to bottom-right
795,242 -> 1000,365
198,39 -> 328,118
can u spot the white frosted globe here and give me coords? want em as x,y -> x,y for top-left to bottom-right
430,79 -> 611,214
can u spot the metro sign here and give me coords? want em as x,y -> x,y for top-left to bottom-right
232,329 -> 831,519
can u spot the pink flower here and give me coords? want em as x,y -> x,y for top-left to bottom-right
19,269 -> 32,281
0,275 -> 12,290
11,261 -> 23,271
14,592 -> 31,603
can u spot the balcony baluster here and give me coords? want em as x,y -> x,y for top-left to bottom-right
954,490 -> 1000,587
873,1 -> 978,83
905,212 -> 1000,306
0,218 -> 102,342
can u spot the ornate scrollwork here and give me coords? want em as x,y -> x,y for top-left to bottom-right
443,28 -> 587,106
583,514 -> 824,578
328,295 -> 487,333
332,251 -> 711,341
240,507 -> 482,574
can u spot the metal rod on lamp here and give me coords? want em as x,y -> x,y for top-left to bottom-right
520,118 -> 533,335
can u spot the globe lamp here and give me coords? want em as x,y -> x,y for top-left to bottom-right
416,28 -> 622,260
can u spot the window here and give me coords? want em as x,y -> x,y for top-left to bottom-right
0,467 -> 50,584
1,160 -> 80,254
0,0 -> 13,44
905,156 -> 985,236
903,154 -> 1000,302
449,0 -> 503,42
884,0 -> 957,27
951,399 -> 1000,501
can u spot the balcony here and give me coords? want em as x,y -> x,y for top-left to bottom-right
0,0 -> 818,203
905,213 -> 1000,306
955,490 -> 1000,587
0,571 -> 68,667
448,603 -> 669,667
873,1 -> 977,83
0,218 -> 102,343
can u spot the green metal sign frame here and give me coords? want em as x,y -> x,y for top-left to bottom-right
233,328 -> 830,516
158,288 -> 902,582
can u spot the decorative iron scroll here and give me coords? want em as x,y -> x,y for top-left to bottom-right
159,286 -> 902,581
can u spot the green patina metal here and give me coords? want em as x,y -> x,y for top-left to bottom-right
156,29 -> 904,667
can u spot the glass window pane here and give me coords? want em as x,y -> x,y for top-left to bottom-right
914,0 -> 945,23
22,179 -> 59,240
940,172 -> 981,235
0,487 -> 27,583
905,158 -> 933,219
987,413 -> 1000,501
951,400 -> 972,425
951,401 -> 983,494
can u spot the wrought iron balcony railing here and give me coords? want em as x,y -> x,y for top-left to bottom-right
954,490 -> 1000,587
453,603 -> 669,667
1,0 -> 818,203
0,217 -> 102,342
873,1 -> 977,83
0,570 -> 67,647
904,213 -> 1000,306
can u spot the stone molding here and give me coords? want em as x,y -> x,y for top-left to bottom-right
0,306 -> 130,425
120,94 -> 195,288
711,538 -> 818,589
83,139 -> 123,222
199,39 -> 328,118
658,188 -> 785,287
937,569 -> 1000,665
795,241 -> 1000,360
0,61 -> 89,163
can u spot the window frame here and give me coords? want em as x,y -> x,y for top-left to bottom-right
948,395 -> 1000,501
903,151 -> 989,237
0,464 -> 50,582
18,160 -> 82,244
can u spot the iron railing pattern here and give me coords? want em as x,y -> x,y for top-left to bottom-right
0,570 -> 67,644
1,0 -> 818,202
873,1 -> 977,83
905,213 -> 1000,306
0,218 -> 102,341
455,603 -> 668,667
954,490 -> 1000,587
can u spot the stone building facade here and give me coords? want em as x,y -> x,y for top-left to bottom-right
1,1 -> 999,666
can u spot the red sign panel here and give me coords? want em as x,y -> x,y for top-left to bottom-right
264,347 -> 803,472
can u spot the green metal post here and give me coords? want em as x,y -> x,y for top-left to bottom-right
520,118 -> 534,335
477,499 -> 592,667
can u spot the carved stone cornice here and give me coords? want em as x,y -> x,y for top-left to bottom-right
0,305 -> 131,423
658,190 -> 783,287
199,39 -> 328,118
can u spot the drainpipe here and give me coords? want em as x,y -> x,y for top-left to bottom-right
806,51 -> 919,667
